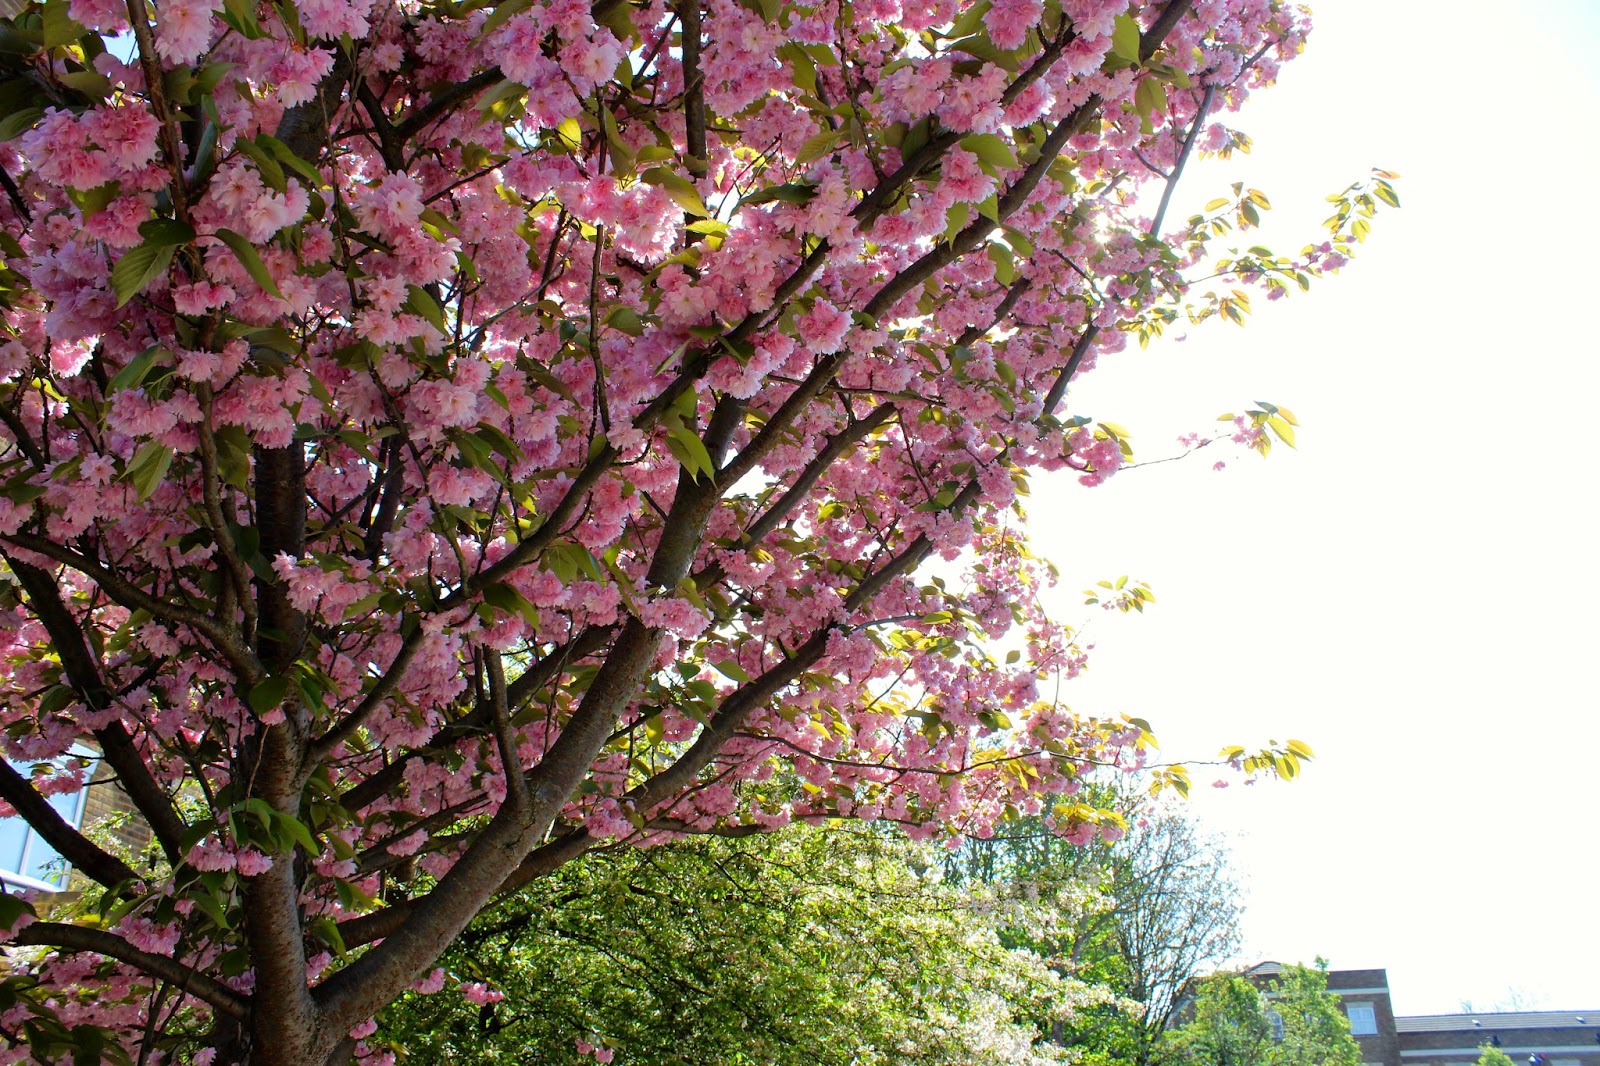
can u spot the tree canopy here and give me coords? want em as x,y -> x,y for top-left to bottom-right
1155,964 -> 1364,1066
379,823 -> 1099,1064
0,0 -> 1389,1058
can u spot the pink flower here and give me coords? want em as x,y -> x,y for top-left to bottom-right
187,839 -> 238,872
461,981 -> 504,1006
412,968 -> 447,994
985,0 -> 1042,51
794,299 -> 850,354
154,0 -> 220,65
939,148 -> 996,203
0,906 -> 35,943
235,849 -> 274,877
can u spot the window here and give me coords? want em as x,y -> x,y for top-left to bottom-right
1265,1009 -> 1285,1042
0,755 -> 93,892
1345,1002 -> 1378,1036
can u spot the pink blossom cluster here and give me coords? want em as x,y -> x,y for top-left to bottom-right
0,0 -> 1343,1054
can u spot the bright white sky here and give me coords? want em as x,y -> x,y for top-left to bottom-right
1030,0 -> 1600,1015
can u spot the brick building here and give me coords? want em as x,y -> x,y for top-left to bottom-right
1244,963 -> 1600,1066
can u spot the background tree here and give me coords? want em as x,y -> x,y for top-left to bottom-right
1474,1045 -> 1516,1066
1261,963 -> 1362,1066
0,0 -> 1385,1057
1154,973 -> 1270,1066
377,822 -> 1101,1064
950,788 -> 1243,1065
1154,963 -> 1362,1066
1103,804 -> 1243,1063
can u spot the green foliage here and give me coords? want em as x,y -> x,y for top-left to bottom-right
1156,974 -> 1272,1066
948,791 -> 1245,1066
1155,964 -> 1363,1066
376,825 -> 1091,1065
1475,1045 -> 1516,1066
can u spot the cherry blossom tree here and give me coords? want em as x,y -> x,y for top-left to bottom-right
0,0 -> 1392,1059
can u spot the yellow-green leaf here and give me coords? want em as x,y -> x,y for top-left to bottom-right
642,167 -> 710,217
1111,13 -> 1142,63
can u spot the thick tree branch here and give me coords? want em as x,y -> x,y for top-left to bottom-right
13,923 -> 247,1020
0,762 -> 141,888
334,624 -> 615,812
2,534 -> 257,680
5,557 -> 188,865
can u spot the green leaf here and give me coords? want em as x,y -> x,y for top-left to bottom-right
214,228 -> 284,299
124,441 -> 173,500
664,424 -> 716,481
0,893 -> 35,933
739,182 -> 818,208
247,676 -> 291,715
42,0 -> 88,47
711,659 -> 752,684
0,108 -> 43,144
641,167 -> 709,217
58,69 -> 111,99
553,116 -> 583,152
309,916 -> 348,959
66,182 -> 121,221
959,133 -> 1018,170
948,0 -> 992,39
951,32 -> 1020,70
901,116 -> 932,160
107,347 -> 168,394
450,428 -> 498,473
219,0 -> 266,37
474,421 -> 526,464
214,426 -> 252,489
1134,76 -> 1167,120
231,137 -> 287,193
270,811 -> 318,855
254,134 -> 320,187
482,582 -> 540,625
403,285 -> 447,334
480,0 -> 536,36
944,202 -> 970,245
794,129 -> 839,165
137,218 -> 196,246
1111,13 -> 1142,63
605,306 -> 644,336
986,243 -> 1015,285
194,62 -> 238,96
110,241 -> 176,308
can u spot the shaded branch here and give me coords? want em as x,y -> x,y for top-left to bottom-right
13,923 -> 247,1020
0,762 -> 140,888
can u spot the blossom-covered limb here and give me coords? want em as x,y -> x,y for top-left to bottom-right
5,558 -> 189,864
13,922 -> 248,1020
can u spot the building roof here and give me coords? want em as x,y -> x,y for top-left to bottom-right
1396,1011 -> 1599,1033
